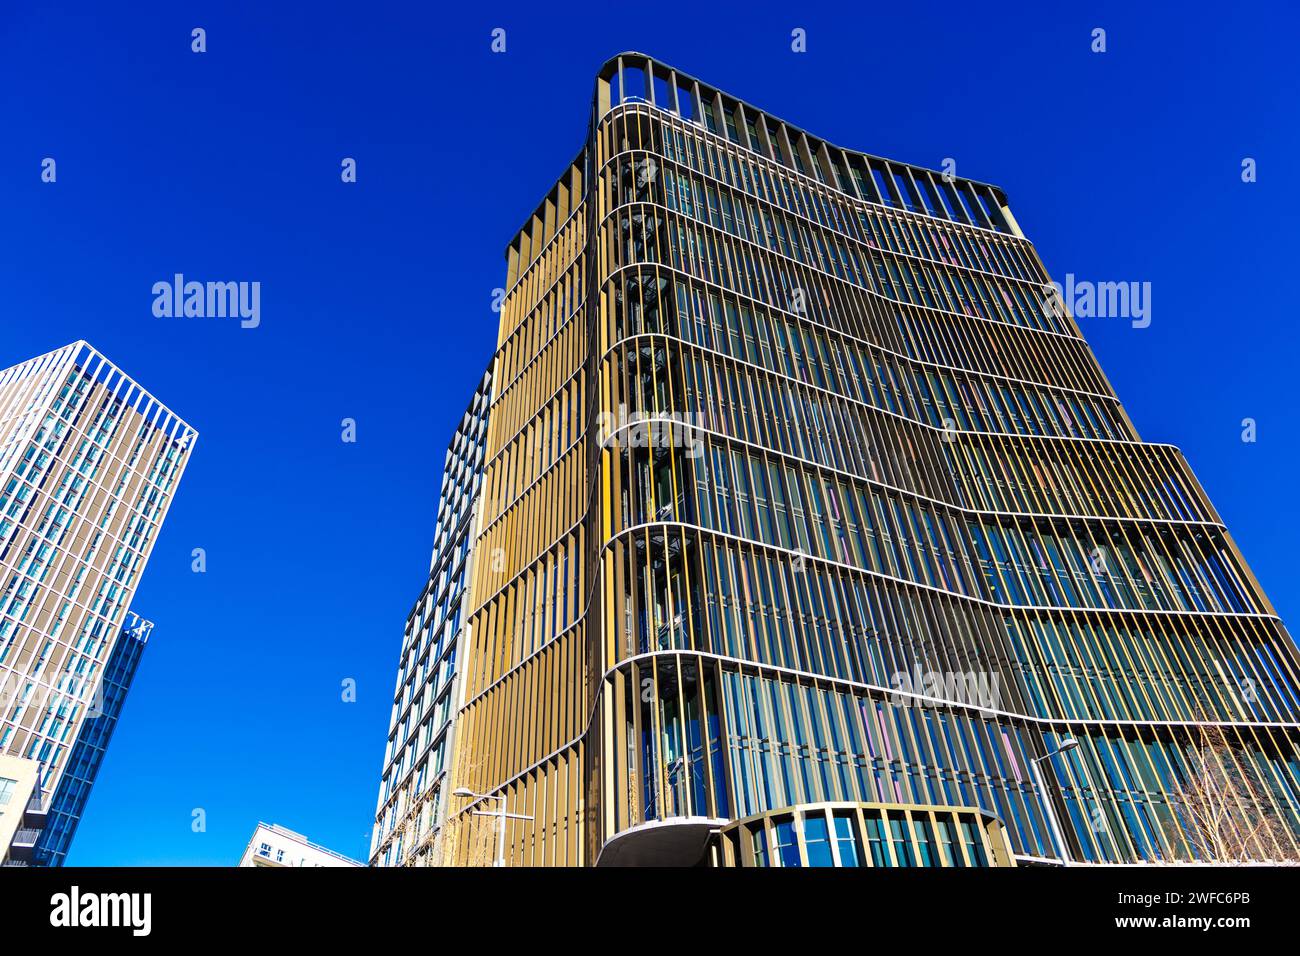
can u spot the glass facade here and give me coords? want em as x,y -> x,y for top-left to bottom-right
371,372 -> 492,866
443,54 -> 1300,866
717,802 -> 1012,867
32,613 -> 152,866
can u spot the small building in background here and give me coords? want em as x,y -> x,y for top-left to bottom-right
237,822 -> 362,868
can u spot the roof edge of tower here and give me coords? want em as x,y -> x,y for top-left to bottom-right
593,50 -> 1011,206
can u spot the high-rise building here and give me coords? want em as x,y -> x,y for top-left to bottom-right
0,341 -> 195,866
238,822 -> 362,867
32,612 -> 155,866
371,371 -> 492,866
436,52 -> 1300,868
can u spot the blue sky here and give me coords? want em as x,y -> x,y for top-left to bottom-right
1,2 -> 1296,865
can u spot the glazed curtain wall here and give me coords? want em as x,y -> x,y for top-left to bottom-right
718,802 -> 1014,868
585,100 -> 1300,863
598,653 -> 1299,864
444,58 -> 1300,867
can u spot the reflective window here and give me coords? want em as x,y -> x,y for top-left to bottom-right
774,819 -> 801,867
833,814 -> 862,866
804,814 -> 834,866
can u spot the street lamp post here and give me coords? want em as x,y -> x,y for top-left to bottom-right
453,787 -> 533,868
1030,737 -> 1079,866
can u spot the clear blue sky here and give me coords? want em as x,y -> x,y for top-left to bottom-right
1,2 -> 1296,865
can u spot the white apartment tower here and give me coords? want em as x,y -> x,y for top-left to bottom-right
0,341 -> 195,864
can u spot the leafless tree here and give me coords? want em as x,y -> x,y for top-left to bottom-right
427,751 -> 496,867
1167,725 -> 1300,864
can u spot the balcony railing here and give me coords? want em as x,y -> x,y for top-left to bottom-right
26,791 -> 49,822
